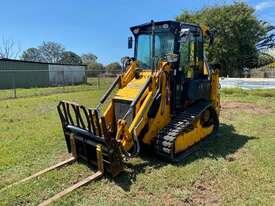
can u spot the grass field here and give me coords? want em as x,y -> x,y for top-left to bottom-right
0,77 -> 114,100
0,87 -> 274,205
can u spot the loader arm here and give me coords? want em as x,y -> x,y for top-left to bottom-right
56,59 -> 160,174
120,60 -> 139,88
96,60 -> 139,112
115,62 -> 172,155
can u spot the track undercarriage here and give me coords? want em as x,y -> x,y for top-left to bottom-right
155,101 -> 219,162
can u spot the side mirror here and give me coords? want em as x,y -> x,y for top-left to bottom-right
128,37 -> 133,49
205,29 -> 215,47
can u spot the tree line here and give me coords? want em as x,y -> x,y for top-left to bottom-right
0,39 -> 121,75
20,41 -> 122,75
1,2 -> 274,77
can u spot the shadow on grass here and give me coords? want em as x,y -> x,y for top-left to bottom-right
111,123 -> 257,191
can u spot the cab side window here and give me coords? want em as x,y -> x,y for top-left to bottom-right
179,31 -> 204,79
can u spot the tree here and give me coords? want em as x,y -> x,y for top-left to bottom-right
176,2 -> 268,77
21,41 -> 71,64
105,62 -> 121,75
21,48 -> 44,62
81,53 -> 97,65
0,37 -> 21,59
21,42 -> 101,68
86,62 -> 105,77
38,41 -> 65,63
58,51 -> 82,65
257,52 -> 274,67
82,53 -> 102,77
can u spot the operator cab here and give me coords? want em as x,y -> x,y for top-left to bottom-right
130,20 -> 211,110
130,21 -> 207,76
130,21 -> 175,69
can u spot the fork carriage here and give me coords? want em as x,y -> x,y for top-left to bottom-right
57,101 -> 124,176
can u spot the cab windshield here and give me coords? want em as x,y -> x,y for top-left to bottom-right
136,32 -> 175,69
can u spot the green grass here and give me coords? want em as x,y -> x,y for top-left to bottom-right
0,88 -> 275,205
221,88 -> 275,97
0,77 -> 114,100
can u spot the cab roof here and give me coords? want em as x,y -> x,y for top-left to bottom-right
130,20 -> 201,35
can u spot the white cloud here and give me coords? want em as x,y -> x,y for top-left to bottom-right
255,1 -> 275,11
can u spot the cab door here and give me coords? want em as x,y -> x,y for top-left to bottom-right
176,27 -> 210,108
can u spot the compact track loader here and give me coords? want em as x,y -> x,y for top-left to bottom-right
4,21 -> 220,205
58,20 -> 220,173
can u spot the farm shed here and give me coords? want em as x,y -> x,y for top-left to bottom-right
0,59 -> 86,89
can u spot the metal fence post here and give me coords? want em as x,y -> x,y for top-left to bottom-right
84,67 -> 88,84
62,69 -> 65,89
12,72 -> 17,98
85,70 -> 88,84
97,75 -> 100,89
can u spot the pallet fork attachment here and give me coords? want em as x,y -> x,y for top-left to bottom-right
0,157 -> 76,193
0,135 -> 105,206
57,101 -> 124,176
38,141 -> 104,206
0,135 -> 77,193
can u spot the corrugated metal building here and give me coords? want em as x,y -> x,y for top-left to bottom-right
0,59 -> 86,89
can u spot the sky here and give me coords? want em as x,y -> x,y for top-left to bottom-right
0,0 -> 274,65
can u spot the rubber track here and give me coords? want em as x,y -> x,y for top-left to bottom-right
154,101 -> 218,162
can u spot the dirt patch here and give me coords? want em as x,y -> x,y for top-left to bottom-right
182,178 -> 220,206
225,148 -> 248,162
136,188 -> 187,206
161,193 -> 188,206
221,101 -> 271,115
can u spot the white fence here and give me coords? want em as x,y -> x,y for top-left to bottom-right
220,78 -> 275,89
